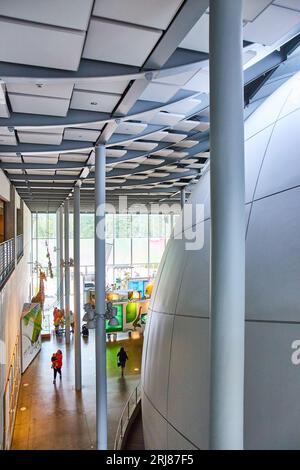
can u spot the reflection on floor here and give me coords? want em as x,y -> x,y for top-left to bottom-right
12,330 -> 143,450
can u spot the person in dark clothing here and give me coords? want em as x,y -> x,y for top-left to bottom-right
117,347 -> 128,377
51,349 -> 63,384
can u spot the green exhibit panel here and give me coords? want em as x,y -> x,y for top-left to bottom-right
126,302 -> 137,323
106,304 -> 123,333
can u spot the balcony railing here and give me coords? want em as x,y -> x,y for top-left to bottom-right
114,382 -> 141,450
17,234 -> 24,262
0,238 -> 15,289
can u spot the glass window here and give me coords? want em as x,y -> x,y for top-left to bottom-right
115,214 -> 131,238
149,238 -> 165,263
106,214 -> 114,238
132,264 -> 149,278
80,214 -> 94,238
149,214 -> 165,238
132,238 -> 148,264
114,238 -> 131,264
132,214 -> 148,237
106,238 -> 114,265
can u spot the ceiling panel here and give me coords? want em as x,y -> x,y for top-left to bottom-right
243,5 -> 300,45
113,162 -> 140,169
175,140 -> 198,148
64,128 -> 100,142
115,122 -> 147,135
92,0 -> 183,30
0,127 -> 14,136
144,131 -> 169,141
153,68 -> 200,87
274,0 -> 300,11
59,153 -> 88,162
125,141 -> 158,151
83,18 -> 162,67
161,133 -> 187,143
76,79 -> 130,95
183,69 -> 209,94
0,18 -> 85,71
179,13 -> 209,53
25,170 -> 55,175
154,149 -> 174,157
243,0 -> 273,21
0,134 -> 17,145
0,83 -> 10,118
106,149 -> 127,158
194,122 -> 210,132
173,120 -> 199,132
143,158 -> 164,165
70,90 -> 120,113
148,112 -> 185,126
9,94 -> 70,116
18,131 -> 63,144
23,156 -> 59,164
165,98 -> 202,115
6,83 -> 74,99
0,156 -> 21,162
126,175 -> 148,180
140,82 -> 180,103
0,0 -> 94,30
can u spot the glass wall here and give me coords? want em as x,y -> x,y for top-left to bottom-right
32,212 -> 179,286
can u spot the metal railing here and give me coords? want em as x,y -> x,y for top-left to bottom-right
17,234 -> 24,262
114,382 -> 141,450
0,238 -> 15,289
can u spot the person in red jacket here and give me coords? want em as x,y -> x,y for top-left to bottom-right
51,349 -> 63,384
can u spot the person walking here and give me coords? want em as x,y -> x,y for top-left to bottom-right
117,347 -> 128,377
51,349 -> 63,384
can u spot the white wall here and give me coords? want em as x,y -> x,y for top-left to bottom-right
0,196 -> 31,448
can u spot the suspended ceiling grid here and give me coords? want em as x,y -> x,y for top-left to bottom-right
0,1 -> 299,212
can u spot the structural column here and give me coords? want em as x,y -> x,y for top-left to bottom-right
209,0 -> 245,450
180,188 -> 186,209
59,205 -> 64,312
95,144 -> 107,450
74,184 -> 82,390
64,199 -> 71,344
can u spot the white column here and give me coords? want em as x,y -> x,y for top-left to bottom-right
59,205 -> 64,311
209,0 -> 245,450
95,144 -> 107,450
64,199 -> 70,344
56,210 -> 60,305
74,184 -> 82,390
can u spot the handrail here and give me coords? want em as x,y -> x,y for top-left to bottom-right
17,234 -> 24,261
114,381 -> 141,450
0,238 -> 15,289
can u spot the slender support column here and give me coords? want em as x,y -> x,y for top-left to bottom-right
74,184 -> 82,390
59,205 -> 64,311
64,199 -> 70,344
95,144 -> 107,450
180,188 -> 186,209
56,210 -> 60,305
209,0 -> 245,450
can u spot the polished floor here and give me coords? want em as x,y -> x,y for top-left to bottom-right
12,330 -> 143,450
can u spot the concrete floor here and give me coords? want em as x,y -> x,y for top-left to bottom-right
12,330 -> 143,450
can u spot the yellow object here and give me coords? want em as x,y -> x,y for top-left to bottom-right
106,292 -> 119,302
145,283 -> 154,297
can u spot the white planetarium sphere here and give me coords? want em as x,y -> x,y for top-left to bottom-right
141,72 -> 300,450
